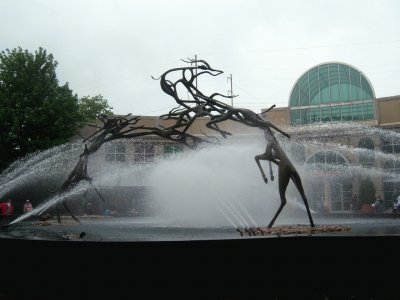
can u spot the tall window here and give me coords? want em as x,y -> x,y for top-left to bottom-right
306,151 -> 350,212
382,132 -> 400,209
105,142 -> 126,163
381,134 -> 400,154
134,142 -> 154,163
358,137 -> 375,167
384,160 -> 400,179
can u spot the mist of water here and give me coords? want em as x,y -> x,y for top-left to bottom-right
147,139 -> 310,228
0,143 -> 83,198
1,122 -> 398,229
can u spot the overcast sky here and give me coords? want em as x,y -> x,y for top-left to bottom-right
1,0 -> 399,116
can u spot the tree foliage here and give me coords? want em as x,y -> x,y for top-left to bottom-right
78,94 -> 113,123
0,47 -> 113,170
358,176 -> 376,205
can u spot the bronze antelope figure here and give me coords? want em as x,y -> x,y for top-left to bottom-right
205,101 -> 315,228
255,123 -> 315,228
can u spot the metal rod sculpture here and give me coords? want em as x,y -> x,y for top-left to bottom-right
154,59 -> 315,228
152,59 -> 232,138
39,113 -> 208,224
43,59 -> 233,225
204,101 -> 315,228
4,59 -> 314,230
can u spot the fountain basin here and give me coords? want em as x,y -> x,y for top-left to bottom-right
0,215 -> 399,298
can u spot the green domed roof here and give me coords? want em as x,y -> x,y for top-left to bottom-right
289,62 -> 375,125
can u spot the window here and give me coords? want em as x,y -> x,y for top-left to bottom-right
299,76 -> 310,106
383,182 -> 400,206
290,84 -> 300,107
358,137 -> 375,167
339,64 -> 350,102
105,142 -> 126,163
384,160 -> 400,178
310,107 -> 321,123
381,134 -> 400,154
329,64 -> 340,102
309,68 -> 319,105
307,150 -> 347,172
341,105 -> 352,121
331,105 -> 341,121
290,110 -> 301,125
289,142 -> 305,163
134,142 -> 154,163
164,144 -> 183,158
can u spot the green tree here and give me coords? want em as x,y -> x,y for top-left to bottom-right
358,176 -> 376,205
0,47 -> 83,170
78,94 -> 113,123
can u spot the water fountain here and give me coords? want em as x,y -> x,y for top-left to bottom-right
0,60 -> 398,298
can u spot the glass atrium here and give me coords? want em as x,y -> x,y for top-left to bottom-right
289,62 -> 375,125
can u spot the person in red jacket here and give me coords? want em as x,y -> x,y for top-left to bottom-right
0,201 -> 7,216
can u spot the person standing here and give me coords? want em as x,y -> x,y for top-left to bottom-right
396,194 -> 400,213
0,201 -> 7,217
372,195 -> 384,213
6,199 -> 13,216
23,200 -> 33,213
392,188 -> 400,212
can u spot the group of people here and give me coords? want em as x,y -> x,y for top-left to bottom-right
369,189 -> 400,213
0,199 -> 33,218
350,192 -> 397,213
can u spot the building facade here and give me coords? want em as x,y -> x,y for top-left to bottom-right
264,62 -> 400,212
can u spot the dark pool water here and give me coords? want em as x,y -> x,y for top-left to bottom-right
1,213 -> 400,241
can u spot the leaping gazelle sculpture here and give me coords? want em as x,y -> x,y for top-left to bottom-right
153,58 -> 315,228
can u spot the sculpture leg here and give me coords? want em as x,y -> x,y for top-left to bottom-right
255,155 -> 268,184
90,183 -> 106,202
291,172 -> 315,227
267,168 -> 289,228
269,160 -> 274,181
62,199 -> 80,223
56,203 -> 61,223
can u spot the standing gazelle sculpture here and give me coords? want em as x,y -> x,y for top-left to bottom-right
254,120 -> 315,228
152,59 -> 315,228
204,101 -> 315,228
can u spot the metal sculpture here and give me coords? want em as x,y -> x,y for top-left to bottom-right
152,59 -> 233,138
204,102 -> 315,228
39,113 -> 208,223
4,58 -> 314,229
154,59 -> 315,228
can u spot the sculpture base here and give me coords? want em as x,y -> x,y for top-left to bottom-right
237,224 -> 351,236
